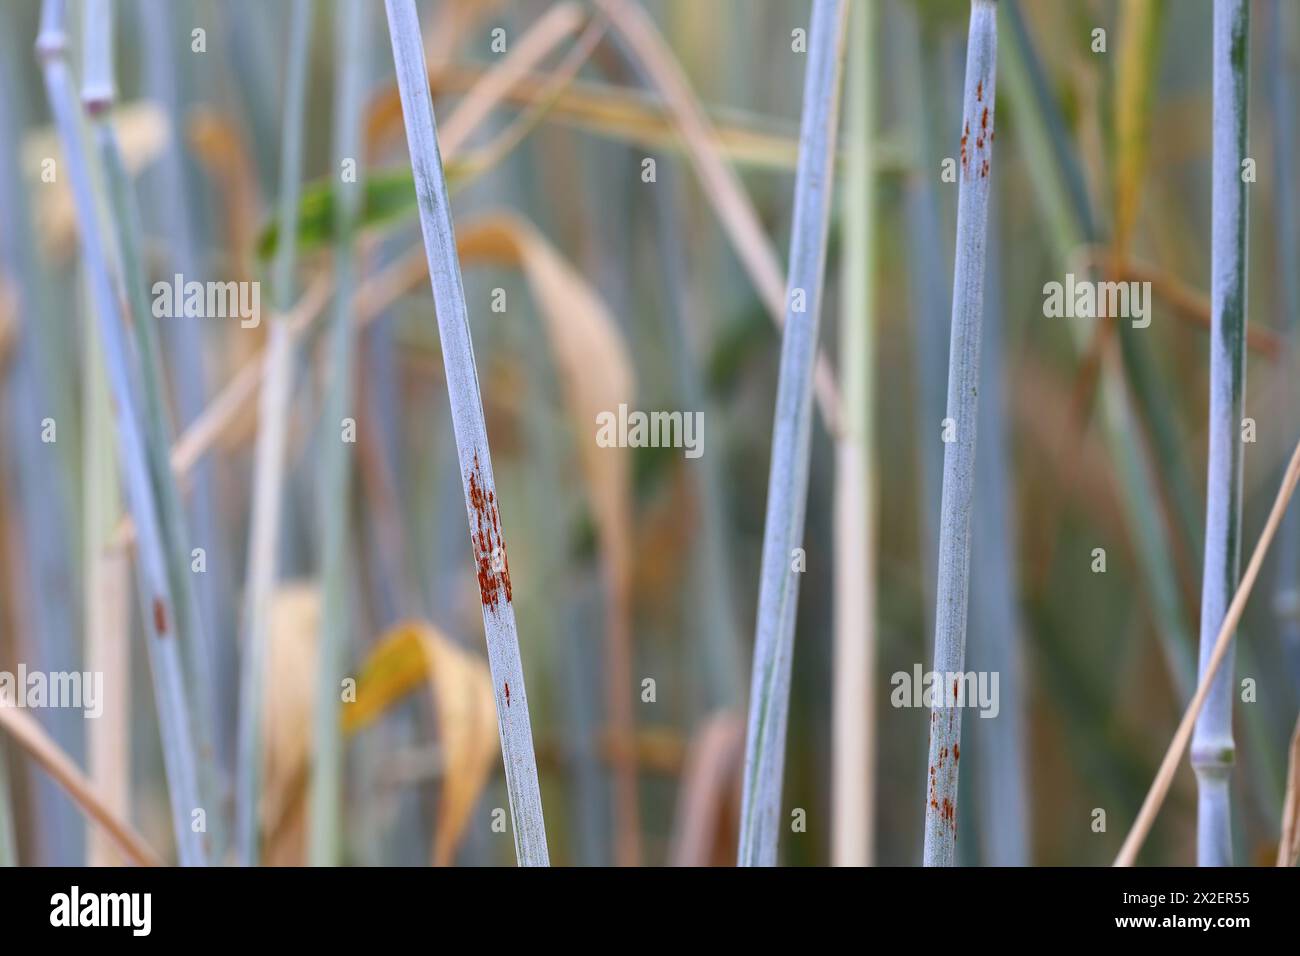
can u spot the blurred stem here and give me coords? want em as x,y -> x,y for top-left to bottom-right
309,0 -> 368,867
237,0 -> 312,868
595,0 -> 843,435
602,18 -> 745,719
1113,0 -> 1166,261
968,187 -> 1030,865
83,287 -> 131,867
38,0 -> 206,865
903,13 -> 953,632
1001,0 -> 1196,696
1269,0 -> 1300,690
738,0 -> 848,867
832,0 -> 877,868
139,0 -> 236,785
0,0 -> 83,865
86,0 -> 224,856
1192,0 -> 1250,868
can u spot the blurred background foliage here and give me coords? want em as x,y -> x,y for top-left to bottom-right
0,0 -> 1298,866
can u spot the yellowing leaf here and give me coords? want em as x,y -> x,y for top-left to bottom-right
187,107 -> 260,283
367,66 -> 800,171
456,213 -> 636,602
348,621 -> 497,867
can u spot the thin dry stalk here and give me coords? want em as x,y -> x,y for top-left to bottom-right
1279,714 -> 1300,866
1115,438 -> 1300,866
832,0 -> 877,867
0,706 -> 160,867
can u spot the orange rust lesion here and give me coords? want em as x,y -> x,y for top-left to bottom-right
468,453 -> 513,611
152,598 -> 167,635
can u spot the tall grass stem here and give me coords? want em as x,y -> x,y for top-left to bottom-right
1191,0 -> 1250,867
383,0 -> 549,866
737,0 -> 849,868
237,0 -> 313,868
922,0 -> 998,868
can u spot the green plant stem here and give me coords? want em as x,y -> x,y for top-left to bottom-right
237,0 -> 313,868
309,0 -> 369,867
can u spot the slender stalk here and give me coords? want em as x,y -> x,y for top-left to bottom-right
237,0 -> 312,868
138,0 -> 235,785
0,0 -> 83,866
1192,0 -> 1250,868
832,0 -> 877,868
640,155 -> 745,716
36,0 -> 206,865
922,0 -> 998,869
382,0 -> 549,866
1002,0 -> 1197,698
737,0 -> 849,868
595,0 -> 843,436
1117,439 -> 1300,866
85,0 -> 223,856
84,289 -> 131,867
309,0 -> 369,866
1269,0 -> 1300,690
0,706 -> 160,867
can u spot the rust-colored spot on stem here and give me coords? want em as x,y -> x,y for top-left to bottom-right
468,454 -> 513,611
152,598 -> 167,635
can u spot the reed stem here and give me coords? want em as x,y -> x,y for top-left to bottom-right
832,0 -> 877,867
922,0 -> 998,868
309,0 -> 369,866
1191,0 -> 1250,867
37,0 -> 206,865
738,0 -> 849,867
237,0 -> 313,868
383,0 -> 549,866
